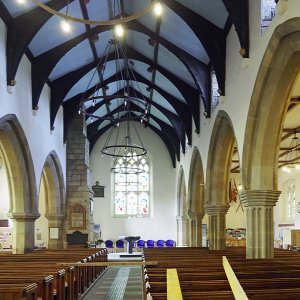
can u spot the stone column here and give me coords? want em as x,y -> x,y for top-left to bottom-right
187,211 -> 204,247
66,115 -> 94,241
46,213 -> 65,249
239,190 -> 281,259
176,216 -> 189,247
205,205 -> 229,250
10,213 -> 39,254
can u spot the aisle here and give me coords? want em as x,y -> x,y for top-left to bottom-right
82,252 -> 144,300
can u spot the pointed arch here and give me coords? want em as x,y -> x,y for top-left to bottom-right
39,151 -> 66,216
38,151 -> 66,249
242,17 -> 300,190
206,110 -> 238,207
0,114 -> 38,253
188,146 -> 205,214
0,114 -> 37,214
177,166 -> 187,216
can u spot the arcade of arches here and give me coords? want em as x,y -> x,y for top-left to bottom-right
1,1 -> 300,260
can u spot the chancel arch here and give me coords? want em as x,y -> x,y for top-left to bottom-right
241,18 -> 300,259
176,166 -> 189,246
0,114 -> 38,254
37,151 -> 65,249
187,147 -> 205,247
205,110 -> 237,250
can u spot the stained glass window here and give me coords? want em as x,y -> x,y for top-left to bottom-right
113,156 -> 150,217
211,69 -> 219,113
261,0 -> 276,35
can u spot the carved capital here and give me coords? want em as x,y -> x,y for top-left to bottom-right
204,205 -> 229,216
45,213 -> 65,221
239,190 -> 281,207
8,212 -> 40,221
187,210 -> 204,220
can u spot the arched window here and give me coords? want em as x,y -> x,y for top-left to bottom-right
280,179 -> 296,224
261,0 -> 276,35
113,156 -> 150,217
211,69 -> 219,113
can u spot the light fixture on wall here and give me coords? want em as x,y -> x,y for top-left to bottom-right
282,131 -> 300,172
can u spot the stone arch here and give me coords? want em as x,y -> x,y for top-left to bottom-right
187,147 -> 205,246
177,166 -> 187,216
176,166 -> 189,246
242,17 -> 300,190
206,110 -> 237,207
240,18 -> 300,258
0,114 -> 38,253
37,151 -> 66,249
205,110 -> 237,250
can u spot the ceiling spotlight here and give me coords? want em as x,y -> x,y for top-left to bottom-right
115,24 -> 124,37
90,34 -> 99,43
61,19 -> 71,33
148,37 -> 157,47
16,0 -> 26,4
147,66 -> 154,73
154,2 -> 162,16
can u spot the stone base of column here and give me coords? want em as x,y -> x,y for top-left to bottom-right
9,213 -> 40,254
239,190 -> 281,259
187,211 -> 204,247
205,205 -> 229,250
176,216 -> 190,247
46,214 -> 65,249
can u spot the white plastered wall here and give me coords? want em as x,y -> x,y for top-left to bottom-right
90,122 -> 176,242
176,0 -> 300,231
0,19 -> 66,218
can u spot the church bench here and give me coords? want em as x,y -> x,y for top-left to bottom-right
0,249 -> 106,300
0,275 -> 53,300
0,283 -> 38,300
0,249 -> 107,299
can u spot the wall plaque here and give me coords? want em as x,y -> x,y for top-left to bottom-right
92,181 -> 105,197
69,204 -> 86,230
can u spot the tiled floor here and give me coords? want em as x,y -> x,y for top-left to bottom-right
82,252 -> 144,300
82,267 -> 144,300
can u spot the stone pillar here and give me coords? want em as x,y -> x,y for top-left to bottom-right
205,205 -> 229,250
187,211 -> 204,247
10,213 -> 39,254
176,216 -> 189,247
239,190 -> 281,259
46,214 -> 65,249
66,115 -> 94,241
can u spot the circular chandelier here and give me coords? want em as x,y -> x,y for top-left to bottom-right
101,120 -> 147,158
32,0 -> 160,25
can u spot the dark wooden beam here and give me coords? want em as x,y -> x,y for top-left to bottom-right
163,0 -> 226,100
6,0 -> 71,86
222,0 -> 249,58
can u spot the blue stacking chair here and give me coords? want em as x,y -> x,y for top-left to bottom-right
156,240 -> 165,248
136,240 -> 145,251
115,239 -> 125,252
146,240 -> 155,248
105,240 -> 114,252
165,239 -> 175,247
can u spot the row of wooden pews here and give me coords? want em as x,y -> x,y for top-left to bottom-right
0,248 -> 107,300
143,247 -> 300,299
